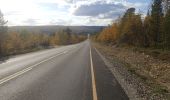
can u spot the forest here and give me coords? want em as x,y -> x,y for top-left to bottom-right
0,12 -> 86,57
94,0 -> 170,50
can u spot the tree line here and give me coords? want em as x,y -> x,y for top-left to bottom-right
0,11 -> 86,57
95,0 -> 170,50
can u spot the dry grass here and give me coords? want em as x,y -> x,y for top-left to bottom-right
93,42 -> 170,99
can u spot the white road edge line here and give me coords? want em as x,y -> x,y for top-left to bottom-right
94,48 -> 101,57
90,46 -> 98,100
0,50 -> 69,85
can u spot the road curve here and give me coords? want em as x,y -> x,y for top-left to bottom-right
0,40 -> 128,100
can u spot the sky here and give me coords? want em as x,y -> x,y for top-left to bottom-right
0,0 -> 151,26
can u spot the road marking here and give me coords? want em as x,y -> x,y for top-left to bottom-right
0,50 -> 69,85
0,67 -> 33,84
90,46 -> 98,100
94,48 -> 101,57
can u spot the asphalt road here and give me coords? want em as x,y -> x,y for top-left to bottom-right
0,40 -> 129,100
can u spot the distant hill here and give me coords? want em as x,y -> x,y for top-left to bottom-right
8,25 -> 105,35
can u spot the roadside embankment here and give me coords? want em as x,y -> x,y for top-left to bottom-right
93,42 -> 170,100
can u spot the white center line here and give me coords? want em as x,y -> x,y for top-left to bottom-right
0,50 -> 69,85
90,46 -> 98,100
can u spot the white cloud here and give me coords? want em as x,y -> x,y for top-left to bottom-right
72,1 -> 126,19
0,0 -> 150,26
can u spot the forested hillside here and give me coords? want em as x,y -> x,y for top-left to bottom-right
93,0 -> 170,99
9,25 -> 104,35
94,0 -> 170,50
0,11 -> 87,57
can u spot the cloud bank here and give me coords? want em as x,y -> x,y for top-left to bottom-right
73,1 -> 126,17
0,0 -> 151,26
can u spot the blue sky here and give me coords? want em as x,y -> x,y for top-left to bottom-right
0,0 -> 151,26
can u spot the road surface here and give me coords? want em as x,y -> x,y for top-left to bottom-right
0,40 -> 128,100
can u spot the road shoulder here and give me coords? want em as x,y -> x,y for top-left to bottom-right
91,46 -> 129,100
92,43 -> 168,100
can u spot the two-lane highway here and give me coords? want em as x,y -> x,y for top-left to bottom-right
0,40 -> 128,100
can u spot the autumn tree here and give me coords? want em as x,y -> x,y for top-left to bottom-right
49,32 -> 60,46
49,29 -> 74,45
95,0 -> 170,50
163,2 -> 170,49
2,32 -> 22,54
70,34 -> 79,43
39,34 -> 50,47
97,24 -> 118,43
63,27 -> 72,44
0,10 -> 85,57
118,8 -> 143,46
143,12 -> 152,47
0,10 -> 7,55
150,0 -> 163,47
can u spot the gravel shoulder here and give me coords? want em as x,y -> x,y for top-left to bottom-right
93,42 -> 170,100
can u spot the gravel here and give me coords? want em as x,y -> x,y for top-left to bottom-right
93,43 -> 169,100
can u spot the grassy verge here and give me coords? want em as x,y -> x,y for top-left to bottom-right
131,47 -> 170,62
